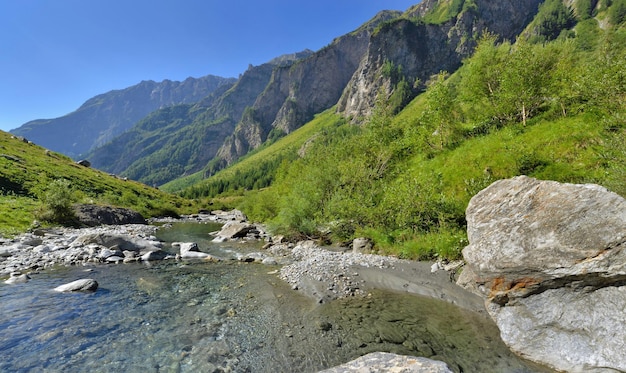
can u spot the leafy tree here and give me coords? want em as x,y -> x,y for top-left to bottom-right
421,72 -> 459,149
499,40 -> 559,125
458,33 -> 511,125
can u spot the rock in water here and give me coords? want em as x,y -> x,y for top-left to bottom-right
54,279 -> 98,292
461,176 -> 626,372
140,250 -> 168,261
4,272 -> 30,284
212,221 -> 256,241
319,352 -> 453,372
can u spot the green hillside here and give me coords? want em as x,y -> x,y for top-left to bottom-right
0,131 -> 195,235
179,1 -> 626,260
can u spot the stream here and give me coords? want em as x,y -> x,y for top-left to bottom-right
0,222 -> 551,372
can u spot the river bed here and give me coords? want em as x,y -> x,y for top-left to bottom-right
0,222 -> 551,372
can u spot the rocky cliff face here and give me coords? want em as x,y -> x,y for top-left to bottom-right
338,0 -> 542,119
215,10 -> 401,166
460,176 -> 626,372
11,76 -> 236,158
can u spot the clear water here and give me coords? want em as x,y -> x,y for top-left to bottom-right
0,223 -> 552,373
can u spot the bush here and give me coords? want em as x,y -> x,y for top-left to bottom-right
35,179 -> 78,225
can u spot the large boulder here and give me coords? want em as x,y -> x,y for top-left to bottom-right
73,204 -> 146,226
212,221 -> 258,242
461,176 -> 626,372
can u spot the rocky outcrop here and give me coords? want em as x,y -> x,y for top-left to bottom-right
11,75 -> 236,158
319,352 -> 452,373
460,176 -> 626,372
338,0 -> 542,120
73,204 -> 147,226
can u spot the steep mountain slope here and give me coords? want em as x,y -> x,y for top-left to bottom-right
338,0 -> 543,119
87,60 -> 293,187
10,75 -> 236,157
214,10 -> 402,167
88,11 -> 399,186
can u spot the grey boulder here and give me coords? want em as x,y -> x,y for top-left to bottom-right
461,176 -> 626,372
54,278 -> 99,292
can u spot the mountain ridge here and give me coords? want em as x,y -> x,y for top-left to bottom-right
10,75 -> 237,158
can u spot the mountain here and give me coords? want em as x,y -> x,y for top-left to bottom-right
10,75 -> 236,158
13,1 -> 591,189
338,0 -> 542,119
86,54 -> 308,187
86,11 -> 399,186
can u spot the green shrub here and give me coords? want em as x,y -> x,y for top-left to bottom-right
35,179 -> 78,225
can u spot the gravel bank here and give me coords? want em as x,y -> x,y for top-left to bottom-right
278,241 -> 486,313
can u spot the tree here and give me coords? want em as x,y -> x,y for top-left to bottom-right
458,33 -> 511,124
422,72 -> 458,149
499,40 -> 558,125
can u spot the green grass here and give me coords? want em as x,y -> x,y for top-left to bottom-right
0,131 -> 198,235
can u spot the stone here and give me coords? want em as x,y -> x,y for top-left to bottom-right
178,242 -> 199,255
4,272 -> 30,284
352,237 -> 372,253
0,247 -> 14,257
212,221 -> 256,241
54,278 -> 98,292
71,233 -> 159,253
210,209 -> 247,222
461,176 -> 626,372
140,250 -> 168,261
319,352 -> 453,373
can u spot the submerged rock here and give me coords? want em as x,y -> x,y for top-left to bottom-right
461,176 -> 626,372
319,352 -> 453,373
54,278 -> 98,292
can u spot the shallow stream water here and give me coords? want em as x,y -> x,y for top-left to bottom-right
0,222 -> 552,372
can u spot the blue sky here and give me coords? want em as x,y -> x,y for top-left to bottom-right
0,0 -> 418,132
